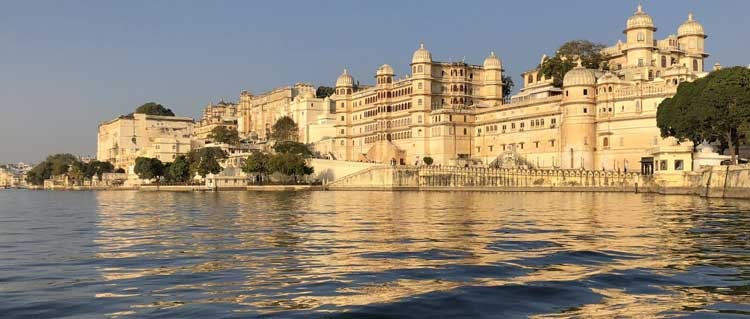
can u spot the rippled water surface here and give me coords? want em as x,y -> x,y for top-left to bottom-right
1,190 -> 750,318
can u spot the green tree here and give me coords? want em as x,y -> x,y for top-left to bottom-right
133,157 -> 165,181
270,116 -> 299,142
188,147 -> 228,178
114,168 -> 126,174
657,66 -> 750,164
423,156 -> 434,165
316,86 -> 335,98
268,152 -> 313,183
502,74 -> 514,100
68,162 -> 86,185
540,40 -> 608,88
207,126 -> 240,145
25,153 -> 80,185
165,155 -> 191,183
135,102 -> 175,116
83,160 -> 114,180
273,141 -> 313,157
241,151 -> 271,184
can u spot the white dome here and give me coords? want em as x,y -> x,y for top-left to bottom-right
563,61 -> 597,87
335,68 -> 354,87
411,42 -> 432,64
625,4 -> 655,31
483,51 -> 502,70
678,12 -> 706,38
376,64 -> 394,76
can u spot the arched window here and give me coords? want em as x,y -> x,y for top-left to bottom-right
528,74 -> 534,84
693,60 -> 699,71
603,137 -> 609,147
417,99 -> 422,106
347,88 -> 352,94
609,86 -> 612,92
661,56 -> 667,68
413,66 -> 416,73
417,82 -> 423,89
637,32 -> 645,42
536,73 -> 542,82
417,65 -> 423,73
583,89 -> 588,96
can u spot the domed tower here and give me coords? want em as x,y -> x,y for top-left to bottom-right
560,61 -> 597,170
411,43 -> 433,110
333,69 -> 355,160
375,64 -> 394,86
624,4 -> 656,68
677,12 -> 708,72
335,68 -> 354,96
482,51 -> 503,106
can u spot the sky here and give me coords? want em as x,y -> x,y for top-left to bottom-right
1,0 -> 748,164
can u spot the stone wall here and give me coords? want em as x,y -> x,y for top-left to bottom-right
690,165 -> 750,199
309,159 -> 381,184
327,166 -> 644,192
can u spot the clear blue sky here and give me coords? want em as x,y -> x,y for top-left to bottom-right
1,0 -> 748,163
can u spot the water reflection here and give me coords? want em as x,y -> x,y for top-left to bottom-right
80,191 -> 750,317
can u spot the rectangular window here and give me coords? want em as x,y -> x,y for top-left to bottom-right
674,160 -> 684,171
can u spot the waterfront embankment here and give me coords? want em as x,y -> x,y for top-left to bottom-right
325,164 -> 750,199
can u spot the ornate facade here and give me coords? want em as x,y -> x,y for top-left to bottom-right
194,100 -> 238,141
97,113 -> 195,169
238,83 -> 335,143
327,5 -> 708,172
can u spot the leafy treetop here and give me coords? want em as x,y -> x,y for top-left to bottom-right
270,116 -> 299,142
135,102 -> 175,116
657,66 -> 750,164
539,40 -> 608,88
208,126 -> 240,145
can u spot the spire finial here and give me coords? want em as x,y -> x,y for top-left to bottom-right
576,58 -> 583,68
688,11 -> 693,21
490,50 -> 495,57
637,3 -> 643,13
343,68 -> 348,74
419,42 -> 425,49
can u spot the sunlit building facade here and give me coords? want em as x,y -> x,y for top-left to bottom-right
328,5 -> 708,171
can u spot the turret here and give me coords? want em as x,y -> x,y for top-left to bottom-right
375,64 -> 394,86
624,4 -> 656,68
482,51 -> 503,106
678,12 -> 708,72
411,43 -> 432,110
560,61 -> 597,170
334,68 -> 354,95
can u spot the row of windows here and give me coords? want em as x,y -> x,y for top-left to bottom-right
527,72 -> 550,84
361,102 -> 413,119
431,114 -> 469,123
364,130 -> 413,144
376,76 -> 392,84
479,118 -> 557,135
336,88 -> 352,95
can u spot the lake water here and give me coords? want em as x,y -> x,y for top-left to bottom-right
1,190 -> 749,318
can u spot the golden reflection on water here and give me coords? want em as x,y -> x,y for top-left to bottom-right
93,191 -> 750,317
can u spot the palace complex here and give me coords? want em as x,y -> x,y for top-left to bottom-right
324,5 -> 709,171
97,5 -> 715,175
